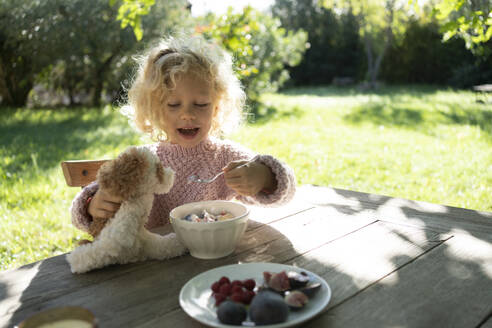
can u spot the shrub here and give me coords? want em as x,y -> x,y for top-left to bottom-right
200,6 -> 307,116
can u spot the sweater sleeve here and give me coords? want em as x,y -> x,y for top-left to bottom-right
70,182 -> 99,232
235,154 -> 297,207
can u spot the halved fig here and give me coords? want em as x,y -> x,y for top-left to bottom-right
287,271 -> 310,289
264,271 -> 290,292
299,282 -> 321,298
284,290 -> 309,310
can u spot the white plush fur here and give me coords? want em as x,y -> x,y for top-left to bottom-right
66,146 -> 187,274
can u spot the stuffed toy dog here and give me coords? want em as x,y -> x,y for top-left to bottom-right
66,146 -> 187,274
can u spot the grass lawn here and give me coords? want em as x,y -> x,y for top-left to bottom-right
1,84 -> 491,271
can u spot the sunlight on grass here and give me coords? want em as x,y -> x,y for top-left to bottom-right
1,86 -> 491,271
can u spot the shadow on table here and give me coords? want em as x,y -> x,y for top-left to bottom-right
299,184 -> 492,243
296,184 -> 492,327
4,190 -> 492,327
2,219 -> 343,327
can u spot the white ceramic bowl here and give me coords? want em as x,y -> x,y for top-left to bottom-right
170,200 -> 249,259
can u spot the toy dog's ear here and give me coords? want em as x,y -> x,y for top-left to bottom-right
97,147 -> 149,200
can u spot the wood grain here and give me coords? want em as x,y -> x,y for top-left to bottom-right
1,186 -> 491,328
60,160 -> 109,187
305,233 -> 492,328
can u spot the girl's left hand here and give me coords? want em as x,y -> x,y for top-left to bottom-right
223,160 -> 276,196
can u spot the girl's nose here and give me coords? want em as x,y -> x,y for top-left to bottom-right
180,105 -> 195,120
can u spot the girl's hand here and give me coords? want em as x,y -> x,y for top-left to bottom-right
88,188 -> 123,220
223,160 -> 276,196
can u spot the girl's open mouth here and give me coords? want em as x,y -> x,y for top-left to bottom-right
178,128 -> 200,138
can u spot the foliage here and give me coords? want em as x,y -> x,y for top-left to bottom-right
110,0 -> 156,41
271,0 -> 363,85
320,0 -> 413,87
0,0 -> 59,106
432,0 -> 492,56
0,0 -> 192,107
199,6 -> 308,115
1,86 -> 491,270
381,19 -> 478,85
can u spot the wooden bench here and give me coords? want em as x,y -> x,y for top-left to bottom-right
60,160 -> 109,187
472,84 -> 492,103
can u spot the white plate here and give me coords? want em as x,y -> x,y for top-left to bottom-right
179,262 -> 331,327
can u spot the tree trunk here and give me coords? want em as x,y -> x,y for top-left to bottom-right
2,74 -> 33,107
364,34 -> 376,87
91,53 -> 117,107
362,0 -> 395,89
0,58 -> 13,105
0,53 -> 34,107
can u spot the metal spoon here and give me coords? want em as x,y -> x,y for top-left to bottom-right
187,159 -> 255,184
187,171 -> 225,184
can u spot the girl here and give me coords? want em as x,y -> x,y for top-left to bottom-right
71,35 -> 296,235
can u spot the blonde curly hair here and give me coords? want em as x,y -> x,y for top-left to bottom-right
121,35 -> 246,141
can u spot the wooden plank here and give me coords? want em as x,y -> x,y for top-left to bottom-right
0,206 -> 373,328
140,220 -> 451,327
138,308 -> 201,328
60,160 -> 109,187
481,316 -> 492,328
298,185 -> 492,238
304,233 -> 492,328
283,220 -> 450,310
0,199 -> 314,326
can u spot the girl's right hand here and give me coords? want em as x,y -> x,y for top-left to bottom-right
87,189 -> 123,220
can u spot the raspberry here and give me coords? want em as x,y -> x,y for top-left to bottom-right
214,293 -> 227,306
218,276 -> 230,285
219,283 -> 231,296
230,292 -> 245,304
231,280 -> 243,288
243,290 -> 255,304
242,279 -> 256,291
231,285 -> 244,294
211,281 -> 221,293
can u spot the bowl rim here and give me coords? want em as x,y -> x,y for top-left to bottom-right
16,306 -> 96,327
170,200 -> 249,226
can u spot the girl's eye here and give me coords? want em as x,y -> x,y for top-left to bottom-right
167,103 -> 180,108
195,103 -> 210,108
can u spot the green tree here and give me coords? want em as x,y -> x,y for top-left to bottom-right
200,6 -> 307,113
111,0 -> 155,41
272,0 -> 363,85
50,0 -> 191,107
381,19 -> 476,84
0,0 -> 191,107
322,0 -> 412,88
0,0 -> 58,106
432,0 -> 492,55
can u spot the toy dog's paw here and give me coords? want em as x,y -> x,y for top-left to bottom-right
66,246 -> 93,274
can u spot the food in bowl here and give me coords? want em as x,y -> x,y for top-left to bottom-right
16,306 -> 96,328
170,200 -> 249,259
182,210 -> 234,222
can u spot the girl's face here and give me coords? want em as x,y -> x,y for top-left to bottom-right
161,73 -> 218,148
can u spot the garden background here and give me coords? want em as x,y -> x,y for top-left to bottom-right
1,0 -> 491,271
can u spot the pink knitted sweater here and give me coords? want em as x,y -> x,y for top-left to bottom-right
71,137 -> 296,232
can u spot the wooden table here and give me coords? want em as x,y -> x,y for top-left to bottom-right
1,185 -> 491,328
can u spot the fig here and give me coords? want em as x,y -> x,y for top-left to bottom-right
287,271 -> 310,289
284,290 -> 309,310
264,271 -> 290,292
216,300 -> 247,325
249,290 -> 289,325
299,282 -> 322,298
